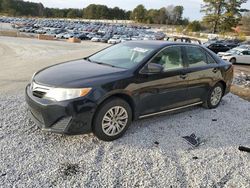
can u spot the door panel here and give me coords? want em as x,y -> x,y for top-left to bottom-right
133,46 -> 189,116
186,66 -> 221,102
135,71 -> 188,115
184,46 -> 222,102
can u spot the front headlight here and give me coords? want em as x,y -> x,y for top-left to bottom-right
44,88 -> 92,101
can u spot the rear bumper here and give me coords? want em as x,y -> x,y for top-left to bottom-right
25,84 -> 97,135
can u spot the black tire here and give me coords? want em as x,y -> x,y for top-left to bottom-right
203,83 -> 224,109
229,58 -> 236,64
93,97 -> 132,141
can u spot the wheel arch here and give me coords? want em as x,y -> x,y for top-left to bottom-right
215,80 -> 227,96
229,57 -> 236,63
91,92 -> 137,130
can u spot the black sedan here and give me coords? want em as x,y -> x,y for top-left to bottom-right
25,41 -> 233,141
204,43 -> 230,54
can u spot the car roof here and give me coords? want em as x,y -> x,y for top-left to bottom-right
125,40 -> 201,49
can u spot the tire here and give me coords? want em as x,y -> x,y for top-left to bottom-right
203,83 -> 224,109
93,97 -> 132,141
229,58 -> 236,64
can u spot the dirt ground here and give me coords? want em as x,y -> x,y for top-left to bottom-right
0,36 -> 109,93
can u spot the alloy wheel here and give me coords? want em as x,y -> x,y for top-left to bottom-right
210,86 -> 222,106
102,106 -> 128,136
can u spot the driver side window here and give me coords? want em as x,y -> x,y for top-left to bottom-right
150,46 -> 183,71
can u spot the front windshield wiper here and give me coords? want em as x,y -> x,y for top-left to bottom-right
86,58 -> 117,68
94,61 -> 118,68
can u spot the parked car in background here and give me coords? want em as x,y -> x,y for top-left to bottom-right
79,34 -> 90,40
91,36 -> 102,42
108,35 -> 121,44
100,36 -> 111,43
165,36 -> 202,45
237,45 -> 250,50
219,48 -> 250,64
26,41 -> 233,141
204,43 -> 230,54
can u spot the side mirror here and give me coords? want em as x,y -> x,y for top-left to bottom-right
141,63 -> 164,74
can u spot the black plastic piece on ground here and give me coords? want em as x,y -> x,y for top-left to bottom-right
238,146 -> 250,153
182,133 -> 200,147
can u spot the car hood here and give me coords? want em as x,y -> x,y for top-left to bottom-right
34,59 -> 127,88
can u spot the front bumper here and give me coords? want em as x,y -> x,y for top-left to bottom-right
25,84 -> 97,135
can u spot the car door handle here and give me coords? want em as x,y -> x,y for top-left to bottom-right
212,68 -> 218,73
180,74 -> 188,79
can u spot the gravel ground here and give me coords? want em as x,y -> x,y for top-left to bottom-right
0,93 -> 249,187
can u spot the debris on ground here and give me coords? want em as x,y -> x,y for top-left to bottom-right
59,163 -> 80,178
233,72 -> 250,88
238,146 -> 250,153
154,141 -> 159,145
182,133 -> 201,147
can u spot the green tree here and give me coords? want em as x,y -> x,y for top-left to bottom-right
221,0 -> 248,32
131,4 -> 147,22
187,20 -> 202,31
147,9 -> 159,24
0,0 -> 3,12
201,0 -> 226,33
67,9 -> 79,18
158,8 -> 167,24
83,4 -> 96,19
240,11 -> 250,35
173,6 -> 184,24
201,0 -> 248,33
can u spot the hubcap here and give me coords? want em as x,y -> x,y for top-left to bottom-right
102,106 -> 128,136
211,86 -> 222,106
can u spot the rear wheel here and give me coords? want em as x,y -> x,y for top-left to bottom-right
93,98 -> 132,141
203,83 -> 224,109
229,58 -> 236,64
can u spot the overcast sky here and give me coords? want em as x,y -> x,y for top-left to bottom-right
27,0 -> 250,20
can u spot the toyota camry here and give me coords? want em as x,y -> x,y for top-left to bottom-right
25,41 -> 233,141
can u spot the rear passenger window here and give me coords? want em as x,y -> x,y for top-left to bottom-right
185,46 -> 208,67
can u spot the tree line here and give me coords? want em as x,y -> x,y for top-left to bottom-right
0,0 -> 249,33
0,0 -> 131,19
130,4 -> 188,25
0,0 -> 185,25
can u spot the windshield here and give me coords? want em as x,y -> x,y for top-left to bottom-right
88,43 -> 155,69
227,49 -> 241,54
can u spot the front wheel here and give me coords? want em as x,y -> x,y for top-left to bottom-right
93,98 -> 132,141
203,83 -> 224,109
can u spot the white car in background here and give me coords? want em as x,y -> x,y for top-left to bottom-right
91,36 -> 101,42
107,35 -> 121,44
219,48 -> 250,64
